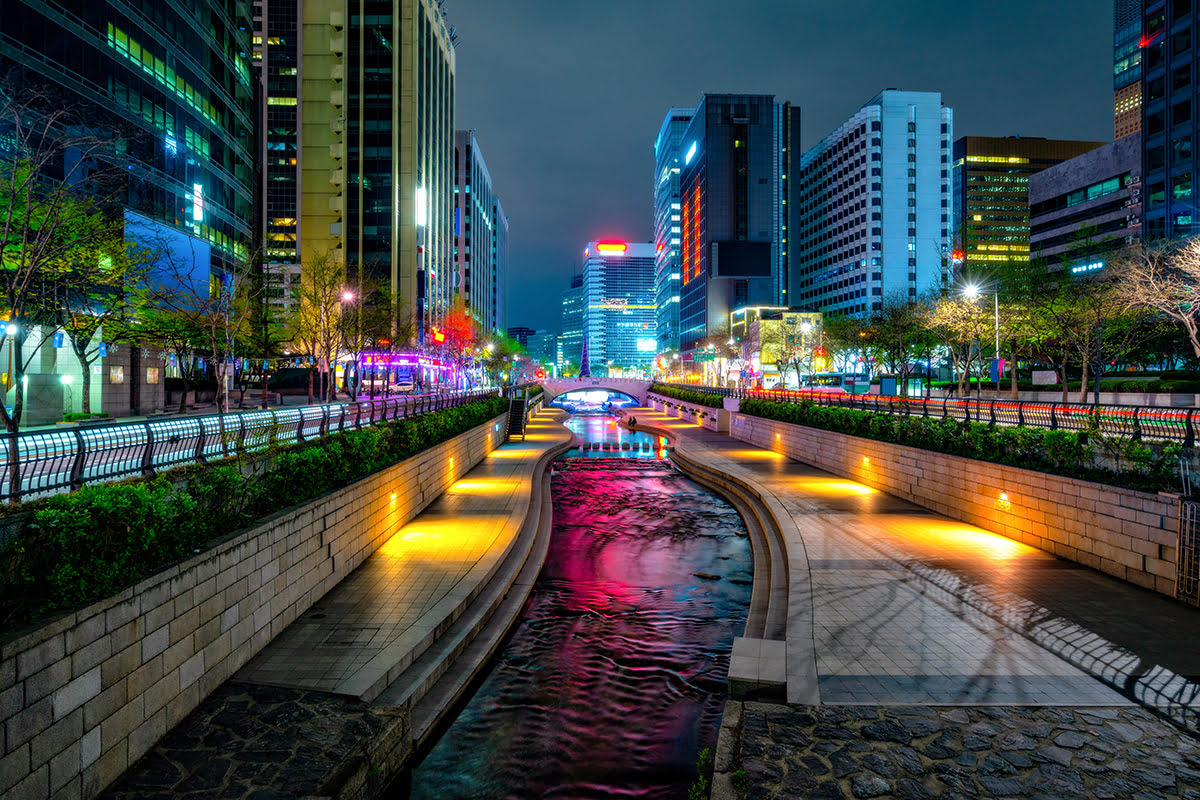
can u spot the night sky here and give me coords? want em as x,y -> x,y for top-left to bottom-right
448,0 -> 1113,333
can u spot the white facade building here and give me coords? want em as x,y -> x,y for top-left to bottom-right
793,90 -> 953,314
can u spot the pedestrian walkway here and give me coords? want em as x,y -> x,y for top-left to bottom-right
102,408 -> 573,800
237,407 -> 572,701
625,408 -> 1200,730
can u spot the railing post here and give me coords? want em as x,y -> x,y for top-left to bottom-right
1132,407 -> 1142,442
196,418 -> 208,464
1050,403 -> 1058,430
141,423 -> 155,478
1017,402 -> 1025,428
70,428 -> 86,491
296,410 -> 306,443
237,414 -> 247,453
1187,410 -> 1197,449
989,400 -> 997,427
321,405 -> 330,437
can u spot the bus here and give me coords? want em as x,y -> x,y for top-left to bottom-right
802,372 -> 870,394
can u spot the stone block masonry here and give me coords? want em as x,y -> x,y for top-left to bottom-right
0,413 -> 507,800
728,411 -> 1182,598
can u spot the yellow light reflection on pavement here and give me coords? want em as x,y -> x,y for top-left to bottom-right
793,477 -> 877,497
885,518 -> 1032,561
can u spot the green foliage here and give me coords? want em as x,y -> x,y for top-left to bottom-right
0,396 -> 509,631
651,383 -> 725,408
687,747 -> 714,800
739,398 -> 1179,492
62,412 -> 111,423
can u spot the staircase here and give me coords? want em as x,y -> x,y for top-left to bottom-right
507,396 -> 527,440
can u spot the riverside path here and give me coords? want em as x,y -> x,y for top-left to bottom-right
625,407 -> 1200,799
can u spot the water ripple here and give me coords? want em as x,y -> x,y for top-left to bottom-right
407,444 -> 752,799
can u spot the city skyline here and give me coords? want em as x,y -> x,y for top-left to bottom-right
449,0 -> 1113,332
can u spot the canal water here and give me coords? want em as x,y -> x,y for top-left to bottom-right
404,410 -> 753,799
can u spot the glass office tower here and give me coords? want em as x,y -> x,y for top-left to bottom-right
1,0 -> 257,277
653,107 -> 694,354
580,242 -> 656,374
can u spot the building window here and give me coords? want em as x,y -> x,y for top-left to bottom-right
1174,173 -> 1192,199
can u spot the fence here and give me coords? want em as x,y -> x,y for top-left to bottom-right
0,390 -> 498,503
656,384 -> 1200,447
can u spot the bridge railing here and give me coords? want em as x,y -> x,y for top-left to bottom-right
648,382 -> 1200,446
0,390 -> 496,504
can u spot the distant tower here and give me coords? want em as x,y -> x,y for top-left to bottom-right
1113,0 -> 1142,139
579,334 -> 591,377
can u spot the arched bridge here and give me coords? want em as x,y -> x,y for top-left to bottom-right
539,377 -> 652,405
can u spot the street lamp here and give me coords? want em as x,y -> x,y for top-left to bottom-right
963,283 -> 1001,395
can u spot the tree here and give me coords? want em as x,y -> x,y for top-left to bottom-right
864,292 -> 930,396
284,250 -> 344,403
435,299 -> 478,388
1118,239 -> 1200,359
927,295 -> 991,396
54,231 -> 150,414
0,86 -> 124,435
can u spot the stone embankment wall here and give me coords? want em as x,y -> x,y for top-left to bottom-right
727,411 -> 1180,597
0,413 -> 507,800
646,396 -> 729,433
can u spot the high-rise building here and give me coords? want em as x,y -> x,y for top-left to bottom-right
492,197 -> 508,333
1114,0 -> 1143,139
1141,0 -> 1197,239
0,0 -> 257,278
507,326 -> 536,347
794,90 -> 952,313
677,94 -> 801,356
952,136 -> 1106,274
455,130 -> 505,333
300,0 -> 456,336
580,241 -> 657,374
560,273 -> 584,371
653,107 -> 695,353
1029,135 -> 1142,272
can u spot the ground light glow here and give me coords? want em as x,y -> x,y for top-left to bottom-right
885,518 -> 1032,560
792,477 -> 878,497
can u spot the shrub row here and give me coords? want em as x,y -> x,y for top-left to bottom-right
739,397 -> 1180,494
0,396 -> 509,632
930,378 -> 1200,394
650,383 -> 725,408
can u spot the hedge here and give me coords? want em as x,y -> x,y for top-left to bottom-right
650,383 -> 725,408
931,378 -> 1200,394
0,396 -> 509,631
739,397 -> 1180,494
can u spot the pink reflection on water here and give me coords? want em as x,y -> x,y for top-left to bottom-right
409,452 -> 752,800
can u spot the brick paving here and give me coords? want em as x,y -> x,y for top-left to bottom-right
721,701 -> 1200,800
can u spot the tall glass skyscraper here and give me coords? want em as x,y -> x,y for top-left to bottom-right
653,107 -> 694,354
1114,0 -> 1143,139
1141,0 -> 1198,239
560,273 -> 584,370
454,130 -> 507,334
580,241 -> 656,374
794,90 -> 952,314
675,94 -> 800,356
1,0 -> 257,277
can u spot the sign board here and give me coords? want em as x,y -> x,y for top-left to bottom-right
1032,369 -> 1057,385
109,366 -> 125,384
693,352 -> 716,362
146,367 -> 160,385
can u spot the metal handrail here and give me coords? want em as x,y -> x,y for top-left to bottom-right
648,383 -> 1200,446
0,389 -> 496,503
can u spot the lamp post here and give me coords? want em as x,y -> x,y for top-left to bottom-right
963,284 -> 1000,395
799,321 -> 813,387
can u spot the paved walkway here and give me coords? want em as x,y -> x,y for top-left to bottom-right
103,408 -> 572,799
237,408 -> 572,700
626,409 -> 1200,728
